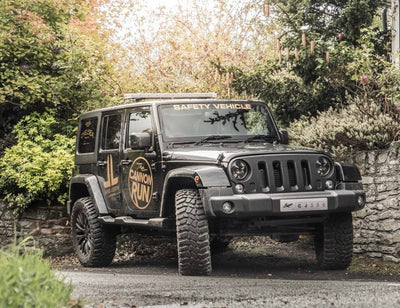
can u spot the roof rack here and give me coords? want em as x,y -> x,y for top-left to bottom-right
124,93 -> 217,102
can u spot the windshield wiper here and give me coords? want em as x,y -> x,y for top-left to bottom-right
245,134 -> 277,143
194,135 -> 232,145
169,141 -> 196,148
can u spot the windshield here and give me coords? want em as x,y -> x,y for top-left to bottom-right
158,102 -> 278,142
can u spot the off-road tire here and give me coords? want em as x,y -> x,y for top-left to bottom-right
315,212 -> 353,270
71,197 -> 116,267
175,189 -> 211,275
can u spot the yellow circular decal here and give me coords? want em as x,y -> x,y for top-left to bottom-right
128,157 -> 153,210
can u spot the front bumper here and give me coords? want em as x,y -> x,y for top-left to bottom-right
201,188 -> 365,218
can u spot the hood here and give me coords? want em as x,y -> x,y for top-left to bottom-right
164,143 -> 326,163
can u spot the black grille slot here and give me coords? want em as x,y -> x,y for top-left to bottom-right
287,161 -> 297,189
273,161 -> 283,188
301,160 -> 312,189
258,161 -> 268,189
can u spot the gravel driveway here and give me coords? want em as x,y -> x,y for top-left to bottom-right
56,235 -> 400,307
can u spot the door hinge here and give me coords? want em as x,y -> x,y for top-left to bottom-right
151,162 -> 166,172
121,159 -> 133,166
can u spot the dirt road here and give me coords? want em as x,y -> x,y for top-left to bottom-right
59,236 -> 400,307
63,268 -> 400,307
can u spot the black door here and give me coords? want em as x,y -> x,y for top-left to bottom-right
97,112 -> 123,215
120,107 -> 162,218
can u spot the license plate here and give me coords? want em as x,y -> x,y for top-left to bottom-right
280,198 -> 328,212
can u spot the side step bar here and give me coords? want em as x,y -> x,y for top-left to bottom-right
98,216 -> 173,230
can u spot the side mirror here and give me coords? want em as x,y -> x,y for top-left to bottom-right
279,130 -> 289,145
130,132 -> 152,150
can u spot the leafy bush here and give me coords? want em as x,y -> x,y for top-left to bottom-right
0,111 -> 74,214
0,0 -> 121,158
289,101 -> 399,159
0,238 -> 73,308
289,57 -> 400,158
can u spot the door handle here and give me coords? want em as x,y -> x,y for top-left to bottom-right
120,159 -> 133,166
96,160 -> 107,166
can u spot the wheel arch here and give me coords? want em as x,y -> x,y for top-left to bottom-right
160,166 -> 230,218
161,176 -> 197,218
335,162 -> 361,182
68,174 -> 109,215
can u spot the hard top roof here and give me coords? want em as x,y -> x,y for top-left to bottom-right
78,93 -> 261,119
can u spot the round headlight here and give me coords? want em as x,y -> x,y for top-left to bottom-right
316,156 -> 332,177
231,159 -> 250,181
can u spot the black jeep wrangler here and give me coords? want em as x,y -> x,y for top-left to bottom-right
68,93 -> 365,275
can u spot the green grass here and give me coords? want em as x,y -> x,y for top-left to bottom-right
0,238 -> 74,308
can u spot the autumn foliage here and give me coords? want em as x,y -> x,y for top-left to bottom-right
103,0 -> 275,95
0,0 -> 124,212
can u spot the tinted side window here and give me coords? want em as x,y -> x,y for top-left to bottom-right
126,109 -> 152,148
101,115 -> 121,150
78,117 -> 97,153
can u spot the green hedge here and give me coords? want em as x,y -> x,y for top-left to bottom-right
289,102 -> 399,159
289,58 -> 400,158
0,112 -> 74,214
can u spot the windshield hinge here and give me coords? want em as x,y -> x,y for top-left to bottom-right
217,153 -> 225,165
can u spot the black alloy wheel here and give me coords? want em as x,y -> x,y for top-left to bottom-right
71,197 -> 116,267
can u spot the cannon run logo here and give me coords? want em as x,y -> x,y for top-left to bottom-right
128,157 -> 153,209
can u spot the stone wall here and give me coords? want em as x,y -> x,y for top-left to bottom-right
0,201 -> 72,256
349,141 -> 400,262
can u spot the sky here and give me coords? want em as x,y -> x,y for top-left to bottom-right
139,0 -> 203,10
146,0 -> 189,7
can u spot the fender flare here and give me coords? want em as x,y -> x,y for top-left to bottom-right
68,174 -> 109,215
335,162 -> 362,182
160,165 -> 230,216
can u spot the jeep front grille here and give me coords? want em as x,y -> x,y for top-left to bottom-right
258,159 -> 314,192
231,154 -> 330,193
